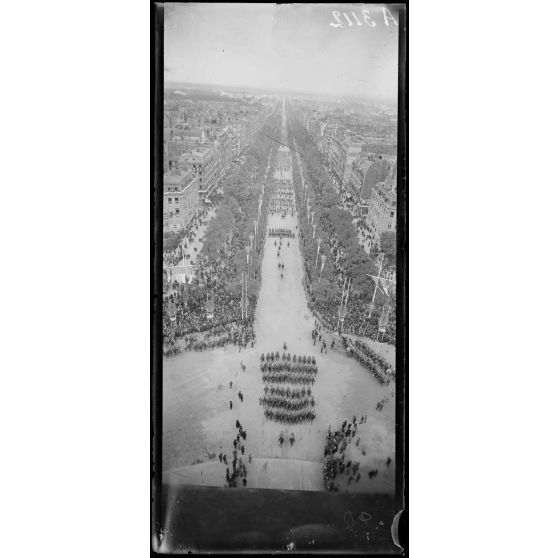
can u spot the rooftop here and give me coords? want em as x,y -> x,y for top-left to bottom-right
164,173 -> 187,185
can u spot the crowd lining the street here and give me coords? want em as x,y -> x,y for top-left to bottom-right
288,119 -> 397,346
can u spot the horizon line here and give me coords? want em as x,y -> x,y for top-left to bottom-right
164,80 -> 397,105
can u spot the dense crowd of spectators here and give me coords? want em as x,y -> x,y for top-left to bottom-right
163,205 -> 213,267
163,287 -> 256,340
181,323 -> 255,352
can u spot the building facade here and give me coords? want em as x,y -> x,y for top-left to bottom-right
163,171 -> 199,232
178,145 -> 217,198
366,182 -> 396,245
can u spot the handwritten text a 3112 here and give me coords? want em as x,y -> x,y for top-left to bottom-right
329,7 -> 399,29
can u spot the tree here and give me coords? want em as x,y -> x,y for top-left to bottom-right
163,231 -> 181,253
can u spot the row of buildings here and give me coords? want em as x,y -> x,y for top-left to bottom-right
163,97 -> 271,232
303,108 -> 397,246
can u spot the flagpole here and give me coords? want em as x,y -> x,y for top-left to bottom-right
344,279 -> 351,312
245,267 -> 248,319
337,276 -> 347,332
341,279 -> 350,334
241,273 -> 244,320
368,253 -> 384,318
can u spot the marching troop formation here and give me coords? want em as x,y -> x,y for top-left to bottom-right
268,227 -> 295,238
259,347 -> 319,424
260,352 -> 318,386
268,183 -> 295,218
268,202 -> 295,217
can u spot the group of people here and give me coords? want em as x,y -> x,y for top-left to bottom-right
291,177 -> 398,347
163,308 -> 255,356
342,337 -> 394,386
260,351 -> 317,366
268,203 -> 294,217
311,327 -> 332,354
162,139 -> 304,355
261,370 -> 317,386
268,227 -> 295,238
260,353 -> 318,386
322,417 -> 364,491
278,431 -> 296,446
163,287 -> 256,338
260,387 -> 315,415
220,419 -> 251,488
261,395 -> 315,411
273,236 -> 290,279
162,166 -> 268,351
263,385 -> 312,399
306,277 -> 396,345
260,356 -> 318,371
376,395 -> 389,412
264,407 -> 315,423
163,205 -> 213,268
181,323 -> 254,352
259,347 -> 319,423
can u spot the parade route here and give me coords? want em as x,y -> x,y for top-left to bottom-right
163,117 -> 396,494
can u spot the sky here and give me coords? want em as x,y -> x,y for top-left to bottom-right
164,3 -> 402,102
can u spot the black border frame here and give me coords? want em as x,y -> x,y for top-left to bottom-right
151,1 -> 164,549
151,2 -> 408,554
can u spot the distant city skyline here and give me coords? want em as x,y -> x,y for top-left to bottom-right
164,3 -> 401,103
164,80 -> 394,107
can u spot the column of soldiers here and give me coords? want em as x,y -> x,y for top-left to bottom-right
219,419 -> 250,488
260,351 -> 318,385
268,228 -> 295,237
259,348 -> 318,424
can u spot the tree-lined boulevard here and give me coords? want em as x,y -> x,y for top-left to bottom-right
163,99 -> 395,494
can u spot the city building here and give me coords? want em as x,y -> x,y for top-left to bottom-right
340,138 -> 365,188
162,96 -> 268,200
346,154 -> 396,244
366,185 -> 396,245
163,170 -> 199,232
178,145 -> 217,198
